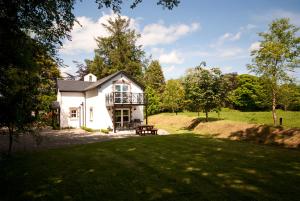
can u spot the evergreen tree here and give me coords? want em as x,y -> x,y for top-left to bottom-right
144,60 -> 165,93
87,15 -> 145,81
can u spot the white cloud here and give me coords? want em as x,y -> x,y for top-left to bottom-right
210,31 -> 242,48
240,24 -> 257,31
159,50 -> 184,64
218,47 -> 243,58
138,21 -> 200,46
163,65 -> 176,73
249,42 -> 261,52
60,12 -> 138,55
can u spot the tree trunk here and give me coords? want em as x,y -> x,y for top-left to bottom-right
205,111 -> 208,122
8,126 -> 14,154
272,88 -> 277,126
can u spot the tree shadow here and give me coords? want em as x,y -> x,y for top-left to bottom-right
183,117 -> 223,130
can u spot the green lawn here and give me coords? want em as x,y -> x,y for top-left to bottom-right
187,109 -> 300,128
1,135 -> 300,201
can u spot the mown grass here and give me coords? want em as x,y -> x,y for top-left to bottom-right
1,135 -> 300,201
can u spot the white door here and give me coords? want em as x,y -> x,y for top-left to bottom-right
115,109 -> 130,128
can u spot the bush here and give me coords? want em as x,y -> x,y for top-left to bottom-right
100,129 -> 109,134
81,126 -> 93,132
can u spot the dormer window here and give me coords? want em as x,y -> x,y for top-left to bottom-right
89,75 -> 92,82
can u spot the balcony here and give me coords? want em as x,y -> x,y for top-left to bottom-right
105,92 -> 146,106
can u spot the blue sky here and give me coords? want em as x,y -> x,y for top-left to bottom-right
59,0 -> 300,80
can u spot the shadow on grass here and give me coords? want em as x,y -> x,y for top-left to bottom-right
183,117 -> 223,130
229,125 -> 300,148
1,135 -> 300,201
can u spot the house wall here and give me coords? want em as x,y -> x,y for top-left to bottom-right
57,73 -> 144,130
58,91 -> 84,128
99,73 -> 144,129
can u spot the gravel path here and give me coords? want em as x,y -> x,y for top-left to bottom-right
0,128 -> 169,152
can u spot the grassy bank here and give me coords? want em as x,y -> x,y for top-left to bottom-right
1,135 -> 300,201
149,110 -> 300,133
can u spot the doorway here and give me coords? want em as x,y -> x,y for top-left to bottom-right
115,108 -> 130,129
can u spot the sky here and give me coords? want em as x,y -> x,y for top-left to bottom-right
59,0 -> 300,80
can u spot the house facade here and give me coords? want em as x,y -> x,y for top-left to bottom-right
56,71 -> 146,132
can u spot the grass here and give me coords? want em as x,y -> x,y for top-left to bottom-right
1,135 -> 300,201
149,109 -> 300,133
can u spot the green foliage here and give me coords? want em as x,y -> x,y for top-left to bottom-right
145,86 -> 162,115
184,67 -> 225,121
248,18 -> 300,125
87,15 -> 145,81
144,60 -> 165,93
81,126 -> 93,132
228,74 -> 269,111
222,73 -> 239,108
100,129 -> 110,134
95,0 -> 180,12
278,83 -> 300,111
144,60 -> 165,115
162,79 -> 185,113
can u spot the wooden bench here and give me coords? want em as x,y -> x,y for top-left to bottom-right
136,125 -> 158,136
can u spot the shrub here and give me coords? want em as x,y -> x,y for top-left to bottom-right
100,129 -> 109,134
81,126 -> 93,132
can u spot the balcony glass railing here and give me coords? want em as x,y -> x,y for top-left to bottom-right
105,92 -> 146,105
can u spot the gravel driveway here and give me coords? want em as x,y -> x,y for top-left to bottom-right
0,128 -> 169,153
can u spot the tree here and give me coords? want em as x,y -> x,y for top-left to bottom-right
74,61 -> 89,81
95,0 -> 180,12
144,60 -> 165,93
248,18 -> 300,126
145,86 -> 162,115
162,79 -> 185,114
35,55 -> 61,113
278,83 -> 300,111
222,72 -> 239,108
143,60 -> 165,115
87,15 -> 145,81
184,67 -> 225,122
228,74 -> 269,111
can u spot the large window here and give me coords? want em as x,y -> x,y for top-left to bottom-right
114,84 -> 129,103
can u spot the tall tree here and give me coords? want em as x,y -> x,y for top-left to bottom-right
74,61 -> 89,81
144,60 -> 165,93
87,15 -> 145,80
248,18 -> 300,126
162,79 -> 185,114
184,67 -> 225,122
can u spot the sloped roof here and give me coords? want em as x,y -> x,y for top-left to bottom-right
57,71 -> 144,92
57,80 -> 93,92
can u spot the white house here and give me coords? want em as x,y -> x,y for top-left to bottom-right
56,71 -> 146,132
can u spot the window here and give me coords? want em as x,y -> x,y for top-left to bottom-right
90,107 -> 93,121
89,75 -> 92,82
114,84 -> 129,103
70,108 -> 77,118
